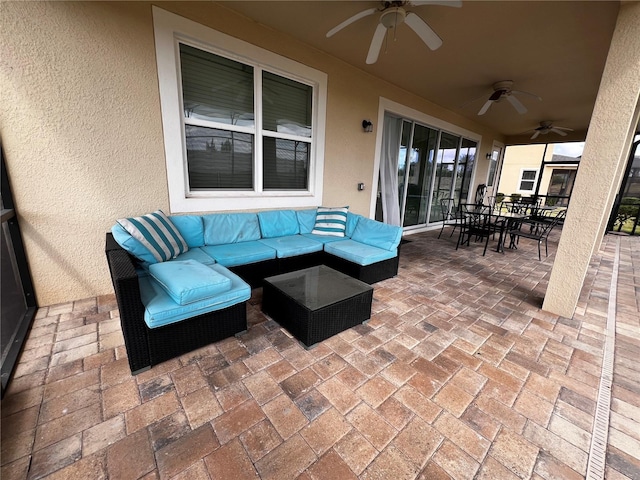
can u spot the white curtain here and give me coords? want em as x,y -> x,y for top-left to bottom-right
380,115 -> 402,226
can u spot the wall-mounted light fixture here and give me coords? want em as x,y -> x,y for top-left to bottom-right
362,120 -> 373,133
486,152 -> 492,159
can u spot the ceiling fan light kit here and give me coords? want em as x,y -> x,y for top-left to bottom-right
380,7 -> 406,28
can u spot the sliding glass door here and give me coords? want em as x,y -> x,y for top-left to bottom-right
378,112 -> 477,229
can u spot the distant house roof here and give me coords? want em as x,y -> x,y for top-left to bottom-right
550,154 -> 581,163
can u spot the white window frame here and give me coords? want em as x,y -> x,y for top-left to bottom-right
153,7 -> 327,212
518,168 -> 539,193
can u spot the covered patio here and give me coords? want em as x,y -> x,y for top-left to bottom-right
2,1 -> 640,478
2,228 -> 638,479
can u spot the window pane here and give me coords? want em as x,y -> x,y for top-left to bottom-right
263,72 -> 312,137
458,138 -> 476,201
520,181 -> 535,191
522,170 -> 537,180
186,125 -> 253,190
180,44 -> 254,127
263,138 -> 309,190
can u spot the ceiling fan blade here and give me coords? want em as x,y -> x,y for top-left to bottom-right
326,8 -> 377,37
404,12 -> 443,50
512,89 -> 542,102
531,130 -> 541,140
478,99 -> 493,116
410,0 -> 462,7
506,94 -> 527,114
366,23 -> 387,64
554,126 -> 574,131
550,128 -> 568,136
459,91 -> 491,109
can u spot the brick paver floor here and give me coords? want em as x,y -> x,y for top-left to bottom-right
1,228 -> 639,479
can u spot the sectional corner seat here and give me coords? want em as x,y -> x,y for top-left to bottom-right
106,208 -> 402,374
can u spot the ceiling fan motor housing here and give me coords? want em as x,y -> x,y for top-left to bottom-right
380,7 -> 406,28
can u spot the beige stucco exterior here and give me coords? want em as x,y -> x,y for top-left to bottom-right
498,144 -> 579,201
498,144 -> 552,198
1,1 -> 502,305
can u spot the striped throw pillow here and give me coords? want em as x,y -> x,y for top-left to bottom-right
311,206 -> 348,237
117,210 -> 189,262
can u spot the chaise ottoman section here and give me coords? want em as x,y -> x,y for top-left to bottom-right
106,234 -> 251,374
139,263 -> 251,328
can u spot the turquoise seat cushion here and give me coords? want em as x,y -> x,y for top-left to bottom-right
258,210 -> 300,238
203,213 -> 261,245
149,260 -> 231,306
201,241 -> 276,267
139,264 -> 250,329
170,215 -> 204,248
296,209 -> 317,234
301,233 -> 345,245
258,235 -> 323,258
168,247 -> 215,265
312,206 -> 348,237
324,239 -> 397,266
116,210 -> 189,262
351,217 -> 403,251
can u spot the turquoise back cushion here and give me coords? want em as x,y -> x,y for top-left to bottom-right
170,215 -> 204,248
203,212 -> 262,245
257,210 -> 300,238
350,217 -> 402,251
296,209 -> 317,234
346,212 -> 362,238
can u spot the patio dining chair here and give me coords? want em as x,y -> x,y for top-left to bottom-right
437,198 -> 463,239
506,209 -> 566,260
456,204 -> 502,256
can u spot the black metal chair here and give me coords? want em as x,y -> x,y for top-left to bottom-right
456,204 -> 502,256
438,198 -> 463,239
506,209 -> 566,260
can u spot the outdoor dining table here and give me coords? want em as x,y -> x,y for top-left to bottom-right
491,210 -> 530,252
459,203 -> 530,253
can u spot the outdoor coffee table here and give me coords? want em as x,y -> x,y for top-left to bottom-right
262,265 -> 374,348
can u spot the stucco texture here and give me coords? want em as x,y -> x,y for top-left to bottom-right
543,1 -> 640,317
1,1 -> 500,305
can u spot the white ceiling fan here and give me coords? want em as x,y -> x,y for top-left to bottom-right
467,80 -> 542,116
326,1 -> 462,65
530,120 -> 574,139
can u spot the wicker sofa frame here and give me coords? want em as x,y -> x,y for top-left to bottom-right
105,225 -> 401,374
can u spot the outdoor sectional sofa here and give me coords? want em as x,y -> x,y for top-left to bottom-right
105,208 -> 402,374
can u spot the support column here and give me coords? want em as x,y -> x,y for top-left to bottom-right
543,2 -> 640,317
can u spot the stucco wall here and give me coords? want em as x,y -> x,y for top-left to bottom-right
1,1 -> 502,305
498,144 -> 550,197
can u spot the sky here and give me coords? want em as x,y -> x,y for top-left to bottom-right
551,142 -> 585,158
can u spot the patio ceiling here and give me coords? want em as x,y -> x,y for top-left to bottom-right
219,1 -> 620,144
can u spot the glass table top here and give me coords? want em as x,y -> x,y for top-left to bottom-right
264,265 -> 373,311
